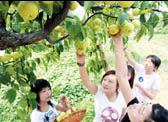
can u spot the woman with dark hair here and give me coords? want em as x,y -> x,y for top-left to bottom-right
112,31 -> 168,122
30,79 -> 69,122
127,65 -> 135,89
76,53 -> 135,122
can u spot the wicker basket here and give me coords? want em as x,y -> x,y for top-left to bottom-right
58,109 -> 86,122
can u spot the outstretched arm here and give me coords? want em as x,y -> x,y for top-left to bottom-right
124,47 -> 137,68
135,83 -> 159,100
112,31 -> 135,104
76,53 -> 98,95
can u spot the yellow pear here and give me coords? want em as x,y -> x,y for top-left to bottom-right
18,1 -> 39,20
132,20 -> 140,29
122,21 -> 134,36
108,24 -> 120,36
66,109 -> 72,115
94,18 -> 101,26
70,1 -> 78,10
128,13 -> 134,20
42,1 -> 54,4
132,8 -> 140,16
118,1 -> 134,8
11,52 -> 23,60
75,40 -> 88,56
57,112 -> 66,121
0,54 -> 12,62
104,1 -> 116,5
94,25 -> 101,32
94,1 -> 103,5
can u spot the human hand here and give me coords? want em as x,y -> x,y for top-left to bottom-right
107,27 -> 122,41
76,52 -> 85,64
135,83 -> 143,89
60,96 -> 70,111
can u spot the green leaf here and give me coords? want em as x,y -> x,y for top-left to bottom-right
0,1 -> 9,20
118,13 -> 128,25
134,25 -> 146,42
141,1 -> 150,9
39,1 -> 53,16
5,88 -> 17,103
164,1 -> 168,8
81,26 -> 87,39
162,12 -> 168,27
28,71 -> 37,84
0,72 -> 11,85
141,9 -> 153,14
53,1 -> 63,14
31,61 -> 36,70
17,108 -> 25,119
12,24 -> 21,32
66,18 -> 84,41
147,13 -> 159,28
147,25 -> 154,41
123,36 -> 128,45
84,1 -> 94,12
28,92 -> 36,99
35,58 -> 41,64
140,14 -> 146,24
13,83 -> 19,90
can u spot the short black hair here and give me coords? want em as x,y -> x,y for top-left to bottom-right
151,104 -> 168,122
31,79 -> 53,110
146,55 -> 161,70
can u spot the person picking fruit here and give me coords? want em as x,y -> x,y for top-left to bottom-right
30,79 -> 70,122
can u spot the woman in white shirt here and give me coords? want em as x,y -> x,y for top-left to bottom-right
30,79 -> 69,122
76,53 -> 135,122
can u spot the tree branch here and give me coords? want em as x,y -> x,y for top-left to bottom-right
0,30 -> 45,50
83,12 -> 117,25
46,12 -> 117,44
0,1 -> 70,50
44,1 -> 70,34
91,5 -> 163,13
77,1 -> 84,6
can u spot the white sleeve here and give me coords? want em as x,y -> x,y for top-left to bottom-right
151,75 -> 160,91
135,63 -> 144,74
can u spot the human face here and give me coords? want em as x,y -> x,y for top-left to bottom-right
144,58 -> 155,73
127,103 -> 152,122
39,87 -> 51,103
102,75 -> 117,94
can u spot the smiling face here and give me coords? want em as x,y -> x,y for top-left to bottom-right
39,87 -> 52,103
127,103 -> 152,122
102,74 -> 118,94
